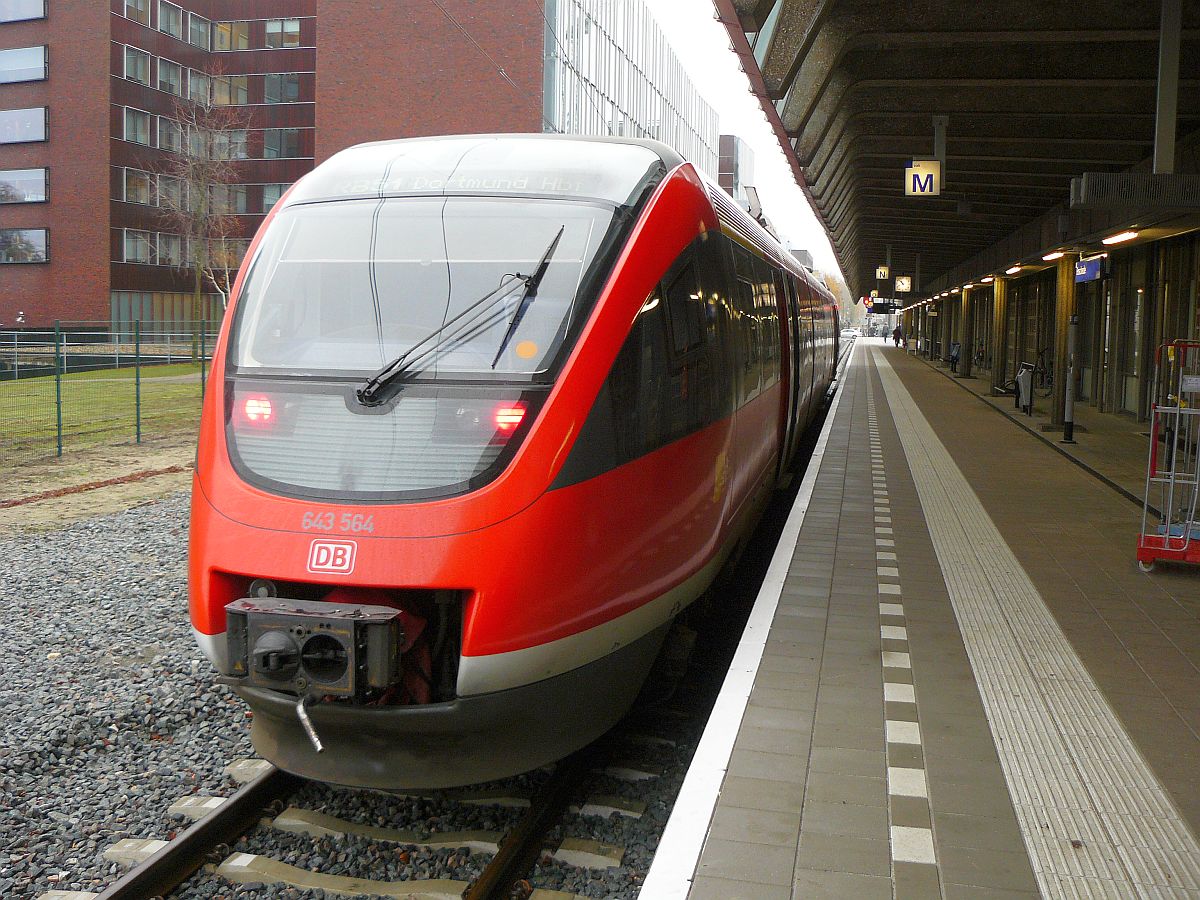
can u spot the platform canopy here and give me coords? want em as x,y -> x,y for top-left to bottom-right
717,0 -> 1200,299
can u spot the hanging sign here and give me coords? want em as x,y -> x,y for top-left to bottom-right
876,265 -> 890,280
905,159 -> 941,196
1075,257 -> 1104,283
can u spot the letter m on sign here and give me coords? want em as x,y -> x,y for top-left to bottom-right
904,160 -> 941,196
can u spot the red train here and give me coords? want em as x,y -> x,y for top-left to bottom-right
188,135 -> 838,788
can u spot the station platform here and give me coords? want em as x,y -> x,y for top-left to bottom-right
642,340 -> 1200,899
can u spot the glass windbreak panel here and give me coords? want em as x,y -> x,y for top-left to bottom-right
1,0 -> 46,23
1,228 -> 48,263
0,168 -> 47,203
0,46 -> 46,84
230,197 -> 615,379
226,381 -> 544,501
0,107 -> 46,143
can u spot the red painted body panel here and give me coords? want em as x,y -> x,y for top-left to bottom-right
190,164 -> 748,656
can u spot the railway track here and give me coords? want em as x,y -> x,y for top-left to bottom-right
46,711 -> 689,900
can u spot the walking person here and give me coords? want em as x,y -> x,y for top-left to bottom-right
892,325 -> 902,347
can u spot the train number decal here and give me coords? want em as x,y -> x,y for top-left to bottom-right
301,511 -> 375,534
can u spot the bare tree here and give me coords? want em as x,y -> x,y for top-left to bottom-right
157,71 -> 248,355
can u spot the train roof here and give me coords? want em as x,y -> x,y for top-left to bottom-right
284,134 -> 684,210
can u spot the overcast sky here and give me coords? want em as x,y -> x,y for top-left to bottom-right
641,0 -> 843,278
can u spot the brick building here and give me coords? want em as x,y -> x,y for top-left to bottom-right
0,0 -> 716,329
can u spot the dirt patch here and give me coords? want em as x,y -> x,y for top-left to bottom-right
0,431 -> 197,540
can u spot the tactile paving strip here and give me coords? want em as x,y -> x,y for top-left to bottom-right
874,348 -> 1200,897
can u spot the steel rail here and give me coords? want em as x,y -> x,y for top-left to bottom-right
462,743 -> 604,900
96,765 -> 302,900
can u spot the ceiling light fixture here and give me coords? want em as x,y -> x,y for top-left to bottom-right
980,276 -> 994,283
1102,230 -> 1138,245
1005,265 -> 1022,275
1042,250 -> 1065,261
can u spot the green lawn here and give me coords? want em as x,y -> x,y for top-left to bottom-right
0,363 -> 208,463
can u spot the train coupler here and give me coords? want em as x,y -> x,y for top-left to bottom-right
221,597 -> 405,702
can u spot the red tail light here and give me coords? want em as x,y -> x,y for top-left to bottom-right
242,396 -> 273,425
493,402 -> 527,434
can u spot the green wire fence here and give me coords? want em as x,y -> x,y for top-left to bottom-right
1,320 -> 219,466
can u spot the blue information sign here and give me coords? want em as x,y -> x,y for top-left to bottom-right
1075,257 -> 1103,283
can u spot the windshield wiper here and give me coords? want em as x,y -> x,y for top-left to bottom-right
356,274 -> 525,406
491,227 -> 564,369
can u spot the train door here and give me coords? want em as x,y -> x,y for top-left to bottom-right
775,269 -> 801,470
793,277 -> 816,428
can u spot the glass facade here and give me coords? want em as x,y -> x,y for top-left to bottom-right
543,0 -> 717,177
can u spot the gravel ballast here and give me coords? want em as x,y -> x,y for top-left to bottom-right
0,492 -> 739,900
0,496 -> 253,898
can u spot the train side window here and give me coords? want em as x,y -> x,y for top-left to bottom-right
663,259 -> 702,356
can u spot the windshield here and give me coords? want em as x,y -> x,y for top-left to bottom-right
229,197 -> 615,379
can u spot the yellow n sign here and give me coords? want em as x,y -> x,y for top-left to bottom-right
905,159 -> 941,196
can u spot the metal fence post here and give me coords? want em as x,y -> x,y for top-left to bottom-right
54,320 -> 63,456
200,318 -> 207,399
135,320 -> 142,443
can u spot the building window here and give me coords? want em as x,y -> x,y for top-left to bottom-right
124,229 -> 155,264
158,1 -> 183,39
212,184 -> 248,214
0,168 -> 47,204
213,74 -> 248,106
0,107 -> 47,144
265,19 -> 301,49
124,46 -> 150,85
157,174 -> 183,208
158,233 -> 182,266
124,169 -> 152,205
0,0 -> 46,24
0,46 -> 47,84
158,58 -> 182,96
124,108 -> 151,145
188,70 -> 210,103
158,117 -> 181,151
124,0 -> 149,26
1,228 -> 48,263
188,13 -> 211,50
264,73 -> 301,104
213,21 -> 249,51
261,182 -> 290,210
209,129 -> 249,160
263,128 -> 301,159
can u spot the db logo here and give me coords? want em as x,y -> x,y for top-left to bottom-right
307,539 -> 357,574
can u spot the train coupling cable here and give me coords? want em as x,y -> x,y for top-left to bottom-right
296,695 -> 325,753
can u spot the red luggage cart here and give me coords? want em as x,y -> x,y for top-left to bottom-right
1137,340 -> 1200,572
